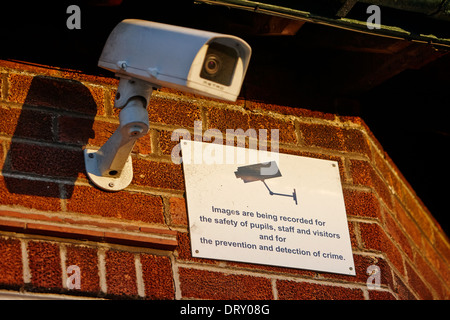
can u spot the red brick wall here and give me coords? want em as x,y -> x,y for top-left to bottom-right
0,60 -> 448,299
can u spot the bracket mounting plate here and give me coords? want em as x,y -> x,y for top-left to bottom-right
83,149 -> 133,192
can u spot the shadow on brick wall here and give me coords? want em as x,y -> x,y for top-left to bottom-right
2,75 -> 97,200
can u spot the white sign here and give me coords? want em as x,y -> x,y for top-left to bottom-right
181,140 -> 355,276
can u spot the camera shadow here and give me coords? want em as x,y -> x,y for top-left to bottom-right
2,75 -> 97,200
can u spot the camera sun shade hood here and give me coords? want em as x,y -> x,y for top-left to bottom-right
98,19 -> 252,101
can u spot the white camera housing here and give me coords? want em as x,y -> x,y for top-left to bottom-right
84,19 -> 252,191
99,19 -> 252,101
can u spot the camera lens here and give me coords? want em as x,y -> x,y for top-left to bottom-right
200,42 -> 238,86
204,54 -> 220,75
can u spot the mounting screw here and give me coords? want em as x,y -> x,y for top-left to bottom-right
108,182 -> 115,188
117,60 -> 128,70
129,126 -> 144,136
88,153 -> 94,158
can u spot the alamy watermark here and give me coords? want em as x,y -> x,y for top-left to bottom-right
66,5 -> 81,30
170,120 -> 280,176
66,265 -> 81,290
367,5 -> 381,30
366,264 -> 381,290
66,5 -> 381,31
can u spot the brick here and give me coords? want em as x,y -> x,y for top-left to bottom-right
208,107 -> 249,134
57,116 -> 108,146
7,74 -> 103,116
358,222 -> 387,252
147,95 -> 201,127
0,107 -> 53,141
405,262 -> 433,300
159,129 -> 179,156
140,254 -> 174,299
66,185 -> 164,224
350,160 -> 392,208
105,250 -> 137,297
169,197 -> 187,226
393,273 -> 416,300
414,252 -> 446,299
109,88 -> 119,116
0,237 -> 23,287
401,191 -> 434,240
6,73 -> 32,104
434,232 -> 450,268
0,176 -> 61,211
27,241 -> 62,290
249,113 -> 297,145
373,149 -> 399,195
178,268 -> 273,300
276,280 -> 364,300
369,290 -> 396,300
343,189 -> 381,219
86,85 -> 107,116
359,222 -> 404,275
348,221 -> 358,249
6,142 -> 84,178
207,107 -> 297,145
351,160 -> 374,186
299,123 -> 370,157
66,245 -> 100,294
134,135 -> 152,156
393,199 -> 423,250
384,211 -> 414,260
421,238 -> 447,287
342,127 -> 371,156
131,158 -> 185,191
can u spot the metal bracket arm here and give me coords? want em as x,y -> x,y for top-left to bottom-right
84,96 -> 150,191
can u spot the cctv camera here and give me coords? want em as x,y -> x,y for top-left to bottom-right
98,19 -> 252,102
84,19 -> 252,191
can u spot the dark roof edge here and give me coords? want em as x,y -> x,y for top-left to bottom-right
195,0 -> 450,48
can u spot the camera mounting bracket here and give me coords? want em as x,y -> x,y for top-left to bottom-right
113,74 -> 157,109
83,77 -> 154,191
